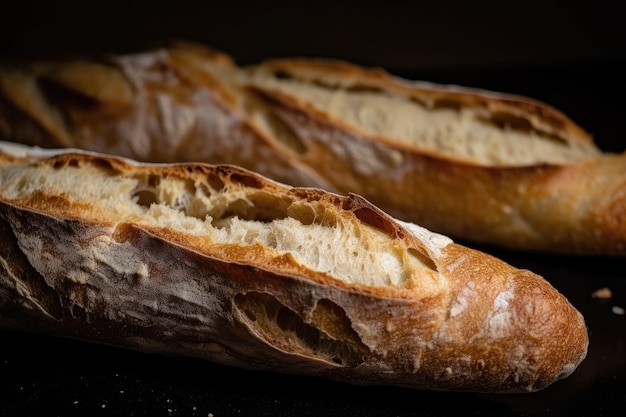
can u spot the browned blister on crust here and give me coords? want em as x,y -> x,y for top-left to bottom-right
0,145 -> 588,393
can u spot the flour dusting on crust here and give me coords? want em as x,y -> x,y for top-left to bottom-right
397,219 -> 452,256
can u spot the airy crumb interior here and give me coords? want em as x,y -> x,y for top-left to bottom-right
0,163 -> 437,287
245,76 -> 601,166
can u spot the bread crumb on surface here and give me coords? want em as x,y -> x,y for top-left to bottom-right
612,306 -> 625,315
591,287 -> 612,299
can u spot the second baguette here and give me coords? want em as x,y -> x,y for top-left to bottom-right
0,41 -> 623,255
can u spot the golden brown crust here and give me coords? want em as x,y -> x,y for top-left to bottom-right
0,145 -> 588,393
251,57 -> 593,144
0,41 -> 621,255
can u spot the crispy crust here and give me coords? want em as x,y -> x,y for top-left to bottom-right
0,146 -> 588,393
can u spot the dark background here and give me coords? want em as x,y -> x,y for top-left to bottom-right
0,1 -> 625,416
1,0 -> 625,71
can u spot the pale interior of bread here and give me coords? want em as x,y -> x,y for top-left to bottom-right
242,72 -> 601,166
0,161 -> 441,288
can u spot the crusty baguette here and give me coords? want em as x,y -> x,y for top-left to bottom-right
0,41 -> 623,255
0,141 -> 588,393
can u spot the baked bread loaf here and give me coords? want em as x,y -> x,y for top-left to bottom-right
0,41 -> 623,255
0,141 -> 588,393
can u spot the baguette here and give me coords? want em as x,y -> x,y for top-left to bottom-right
0,141 -> 588,393
0,41 -> 623,255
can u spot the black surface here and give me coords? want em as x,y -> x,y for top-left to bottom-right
1,2 -> 625,416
